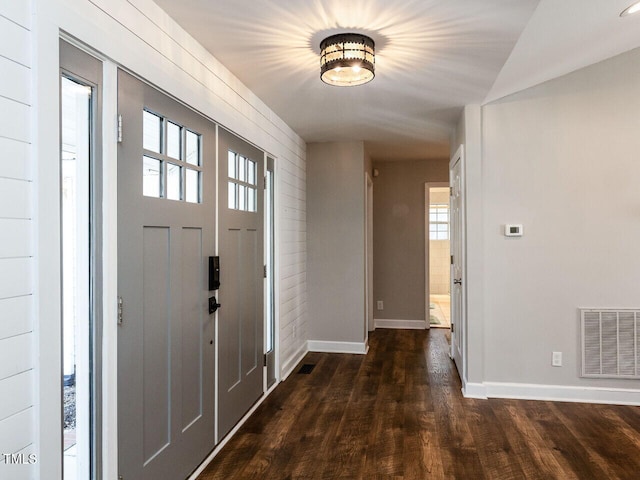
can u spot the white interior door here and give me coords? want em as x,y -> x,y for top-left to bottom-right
450,146 -> 465,377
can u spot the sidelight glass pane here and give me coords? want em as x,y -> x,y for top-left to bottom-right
166,163 -> 181,200
186,130 -> 200,166
186,169 -> 200,203
143,110 -> 162,153
167,121 -> 181,159
143,156 -> 161,197
61,75 -> 92,480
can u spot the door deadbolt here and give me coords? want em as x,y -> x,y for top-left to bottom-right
208,296 -> 221,314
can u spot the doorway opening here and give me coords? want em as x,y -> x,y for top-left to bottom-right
427,186 -> 451,330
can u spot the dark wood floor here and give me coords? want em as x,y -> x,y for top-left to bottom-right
198,329 -> 640,479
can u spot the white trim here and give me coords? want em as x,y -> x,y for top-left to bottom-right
35,4 -> 64,476
101,59 -> 119,480
462,382 -> 488,399
280,341 -> 309,381
307,340 -> 369,355
462,381 -> 640,406
375,319 -> 427,330
187,381 -> 279,480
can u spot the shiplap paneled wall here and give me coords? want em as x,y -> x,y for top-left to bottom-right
82,0 -> 309,383
0,2 -> 35,480
19,0 -> 307,475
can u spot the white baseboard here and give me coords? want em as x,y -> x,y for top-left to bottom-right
374,318 -> 426,330
307,340 -> 369,354
280,341 -> 309,381
463,381 -> 640,406
462,382 -> 488,399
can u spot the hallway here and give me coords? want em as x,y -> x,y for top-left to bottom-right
198,329 -> 640,479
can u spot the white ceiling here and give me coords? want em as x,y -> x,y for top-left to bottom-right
487,0 -> 640,103
152,0 -> 640,161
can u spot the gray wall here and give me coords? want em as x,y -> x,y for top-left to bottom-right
372,160 -> 449,321
307,142 -> 367,343
481,46 -> 640,388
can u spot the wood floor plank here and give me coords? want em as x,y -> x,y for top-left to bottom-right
197,329 -> 640,480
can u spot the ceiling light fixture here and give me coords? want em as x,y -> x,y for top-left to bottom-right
620,1 -> 640,16
320,33 -> 375,86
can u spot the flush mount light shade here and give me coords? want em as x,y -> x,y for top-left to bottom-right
320,33 -> 375,86
621,1 -> 640,16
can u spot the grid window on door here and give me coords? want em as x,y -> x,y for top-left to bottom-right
228,150 -> 257,212
142,108 -> 202,203
429,204 -> 449,240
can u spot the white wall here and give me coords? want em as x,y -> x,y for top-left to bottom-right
0,2 -> 36,479
481,46 -> 640,394
307,142 -> 367,349
13,0 -> 308,478
450,105 -> 484,389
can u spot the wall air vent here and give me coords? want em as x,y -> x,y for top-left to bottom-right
581,309 -> 640,379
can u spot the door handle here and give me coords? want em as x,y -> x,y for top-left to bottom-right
208,296 -> 221,314
453,279 -> 462,285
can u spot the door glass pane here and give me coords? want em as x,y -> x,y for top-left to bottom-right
143,110 -> 162,153
143,156 -> 161,197
186,130 -> 200,166
238,184 -> 246,210
166,163 -> 181,200
228,151 -> 236,179
247,160 -> 256,185
186,169 -> 200,203
247,187 -> 256,213
238,155 -> 246,182
228,181 -> 237,209
167,121 -> 181,160
61,75 -> 92,480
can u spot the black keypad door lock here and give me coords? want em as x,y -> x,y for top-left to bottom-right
209,296 -> 221,314
209,256 -> 220,290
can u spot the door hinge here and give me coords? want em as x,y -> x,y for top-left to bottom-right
451,323 -> 454,333
117,114 -> 123,143
450,255 -> 454,265
263,265 -> 267,278
118,296 -> 124,325
263,353 -> 267,367
449,186 -> 453,196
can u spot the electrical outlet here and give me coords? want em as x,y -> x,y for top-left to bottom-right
377,300 -> 384,310
552,351 -> 562,367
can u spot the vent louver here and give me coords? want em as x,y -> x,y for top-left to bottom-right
581,309 -> 640,379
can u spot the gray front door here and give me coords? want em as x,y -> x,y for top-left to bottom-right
117,71 -> 216,480
218,128 -> 264,439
